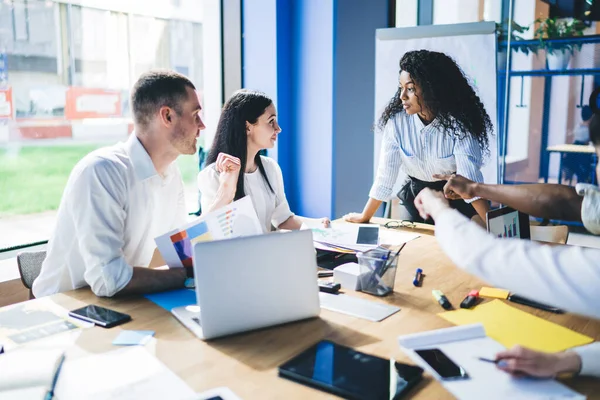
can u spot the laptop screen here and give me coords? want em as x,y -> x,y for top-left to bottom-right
486,207 -> 530,239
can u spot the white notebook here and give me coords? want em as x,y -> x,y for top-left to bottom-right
398,323 -> 585,400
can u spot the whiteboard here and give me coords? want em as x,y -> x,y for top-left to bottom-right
374,22 -> 498,196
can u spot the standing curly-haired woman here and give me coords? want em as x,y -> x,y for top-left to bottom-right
344,49 -> 493,224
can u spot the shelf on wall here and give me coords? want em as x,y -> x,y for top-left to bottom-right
499,68 -> 600,77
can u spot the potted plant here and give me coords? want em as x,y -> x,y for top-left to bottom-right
533,17 -> 587,70
496,20 -> 533,70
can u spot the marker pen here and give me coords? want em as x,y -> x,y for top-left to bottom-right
413,268 -> 423,286
460,290 -> 479,309
432,290 -> 453,310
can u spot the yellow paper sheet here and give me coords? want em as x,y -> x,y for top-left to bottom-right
439,300 -> 594,352
479,287 -> 509,299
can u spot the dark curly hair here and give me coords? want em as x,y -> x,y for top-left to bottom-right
379,50 -> 493,154
206,89 -> 275,201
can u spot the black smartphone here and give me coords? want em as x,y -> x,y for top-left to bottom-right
357,226 -> 379,245
414,348 -> 469,380
279,340 -> 423,400
68,305 -> 131,328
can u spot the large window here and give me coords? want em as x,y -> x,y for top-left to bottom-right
0,0 -> 221,253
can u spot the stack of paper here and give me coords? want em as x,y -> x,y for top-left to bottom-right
312,223 -> 420,253
155,196 -> 262,267
398,324 -> 585,400
54,347 -> 197,400
312,224 -> 381,253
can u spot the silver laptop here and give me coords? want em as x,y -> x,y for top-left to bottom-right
172,229 -> 320,340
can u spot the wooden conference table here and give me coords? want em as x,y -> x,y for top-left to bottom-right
17,218 -> 600,399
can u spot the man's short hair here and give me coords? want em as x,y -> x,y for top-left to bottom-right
131,70 -> 196,128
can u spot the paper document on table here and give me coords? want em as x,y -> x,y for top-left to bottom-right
398,323 -> 585,400
54,347 -> 196,400
0,348 -> 64,398
312,223 -> 380,252
378,229 -> 420,246
0,297 -> 91,350
439,300 -> 593,352
155,196 -> 262,267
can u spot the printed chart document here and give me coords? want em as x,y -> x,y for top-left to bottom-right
0,297 -> 92,350
155,196 -> 262,267
398,323 -> 585,400
54,347 -> 197,400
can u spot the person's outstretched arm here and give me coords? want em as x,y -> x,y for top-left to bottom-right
434,174 -> 582,222
345,120 -> 401,223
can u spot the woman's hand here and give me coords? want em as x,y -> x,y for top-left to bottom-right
495,345 -> 582,378
343,212 -> 370,224
215,153 -> 241,187
321,217 -> 331,228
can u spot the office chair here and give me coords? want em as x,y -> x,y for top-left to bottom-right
17,250 -> 46,299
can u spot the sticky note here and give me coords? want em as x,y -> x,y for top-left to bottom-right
112,330 -> 155,346
439,300 -> 593,352
479,287 -> 509,299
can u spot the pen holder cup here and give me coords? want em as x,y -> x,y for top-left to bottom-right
357,247 -> 398,296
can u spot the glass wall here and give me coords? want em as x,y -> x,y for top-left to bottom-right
0,0 -> 218,250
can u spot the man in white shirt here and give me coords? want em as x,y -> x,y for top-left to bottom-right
411,114 -> 600,378
33,70 -> 206,298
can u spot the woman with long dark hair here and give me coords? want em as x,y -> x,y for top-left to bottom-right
198,89 -> 329,232
344,49 -> 493,224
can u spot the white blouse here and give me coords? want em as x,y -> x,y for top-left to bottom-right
197,156 -> 294,233
370,112 -> 485,203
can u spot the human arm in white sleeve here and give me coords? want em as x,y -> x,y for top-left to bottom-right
72,160 -> 185,297
414,188 -> 600,378
434,208 -> 600,320
344,119 -> 403,223
266,158 -> 297,229
451,134 -> 489,220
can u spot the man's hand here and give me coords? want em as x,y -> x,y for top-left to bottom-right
433,174 -> 478,200
343,212 -> 370,224
495,345 -> 582,378
413,188 -> 451,221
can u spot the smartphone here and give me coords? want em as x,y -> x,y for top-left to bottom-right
357,226 -> 379,245
414,348 -> 469,380
68,305 -> 131,328
279,340 -> 423,400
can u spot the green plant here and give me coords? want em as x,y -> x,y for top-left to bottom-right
533,17 -> 587,54
496,19 -> 536,54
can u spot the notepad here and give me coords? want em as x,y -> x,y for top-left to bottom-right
479,287 -> 509,299
439,300 -> 593,352
398,324 -> 585,400
319,292 -> 400,321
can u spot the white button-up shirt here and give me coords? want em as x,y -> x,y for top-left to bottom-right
32,134 -> 187,298
197,156 -> 294,233
370,112 -> 484,203
435,208 -> 600,377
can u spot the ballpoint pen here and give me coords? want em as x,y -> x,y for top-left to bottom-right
44,353 -> 66,400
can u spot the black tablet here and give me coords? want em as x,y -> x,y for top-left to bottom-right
486,206 -> 530,239
279,340 -> 423,400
